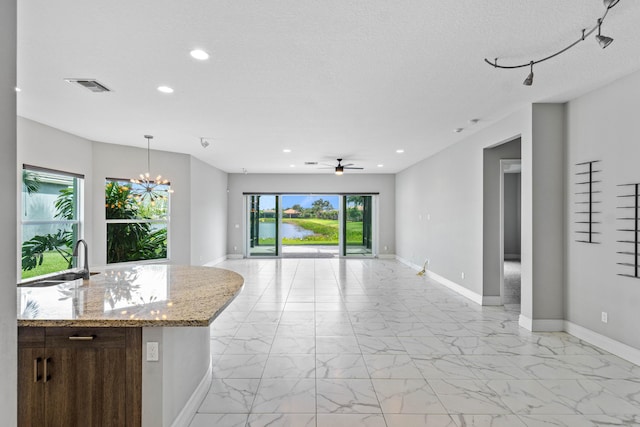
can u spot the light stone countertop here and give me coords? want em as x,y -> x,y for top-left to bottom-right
17,264 -> 244,327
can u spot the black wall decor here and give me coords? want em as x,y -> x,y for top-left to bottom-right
616,183 -> 640,279
574,160 -> 601,244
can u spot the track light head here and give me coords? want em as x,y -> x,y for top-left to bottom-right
596,34 -> 613,49
596,19 -> 613,49
523,62 -> 534,86
200,137 -> 210,148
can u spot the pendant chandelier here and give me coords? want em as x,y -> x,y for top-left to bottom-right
130,135 -> 172,204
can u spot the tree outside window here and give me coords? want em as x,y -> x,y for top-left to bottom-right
105,179 -> 169,264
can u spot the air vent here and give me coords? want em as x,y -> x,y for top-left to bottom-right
64,79 -> 112,93
304,162 -> 318,165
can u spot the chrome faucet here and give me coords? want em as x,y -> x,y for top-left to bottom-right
72,239 -> 90,280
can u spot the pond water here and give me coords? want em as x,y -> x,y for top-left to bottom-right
259,222 -> 314,239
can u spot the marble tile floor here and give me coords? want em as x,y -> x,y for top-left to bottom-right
190,259 -> 640,427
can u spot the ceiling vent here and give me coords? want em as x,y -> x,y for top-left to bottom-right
64,79 -> 112,93
304,161 -> 318,165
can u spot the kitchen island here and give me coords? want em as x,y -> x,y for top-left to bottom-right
17,264 -> 244,427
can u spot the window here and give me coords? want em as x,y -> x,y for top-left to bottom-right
21,165 -> 83,280
105,179 -> 170,264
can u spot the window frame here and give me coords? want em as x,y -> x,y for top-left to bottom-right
104,178 -> 171,265
20,164 -> 84,282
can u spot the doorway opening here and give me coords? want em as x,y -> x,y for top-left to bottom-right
501,160 -> 522,313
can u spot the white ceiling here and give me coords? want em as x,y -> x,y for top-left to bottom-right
17,1 -> 640,174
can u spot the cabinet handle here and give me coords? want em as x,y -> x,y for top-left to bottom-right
33,357 -> 42,383
68,335 -> 95,341
43,357 -> 51,383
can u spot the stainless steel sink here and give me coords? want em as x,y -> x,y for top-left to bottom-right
19,271 -> 100,287
19,280 -> 67,288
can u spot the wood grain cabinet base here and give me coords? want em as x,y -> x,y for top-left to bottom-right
18,327 -> 142,427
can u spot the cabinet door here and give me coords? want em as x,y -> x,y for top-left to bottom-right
18,346 -> 45,427
45,328 -> 127,427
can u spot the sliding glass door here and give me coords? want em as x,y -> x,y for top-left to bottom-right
248,195 -> 278,256
343,195 -> 373,256
247,194 -> 375,257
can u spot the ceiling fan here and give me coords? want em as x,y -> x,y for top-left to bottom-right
319,158 -> 364,175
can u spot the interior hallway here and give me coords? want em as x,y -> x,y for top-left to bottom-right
191,259 -> 640,427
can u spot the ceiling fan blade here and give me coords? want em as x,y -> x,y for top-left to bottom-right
342,163 -> 355,167
344,167 -> 364,170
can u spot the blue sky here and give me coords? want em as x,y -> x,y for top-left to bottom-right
258,195 -> 339,210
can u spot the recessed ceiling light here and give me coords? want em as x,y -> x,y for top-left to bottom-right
396,149 -> 404,154
289,164 -> 295,168
15,87 -> 21,92
190,49 -> 209,60
157,86 -> 174,94
377,164 -> 384,167
283,149 -> 292,153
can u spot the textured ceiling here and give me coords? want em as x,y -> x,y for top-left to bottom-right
16,1 -> 640,174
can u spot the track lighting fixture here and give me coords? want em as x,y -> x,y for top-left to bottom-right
485,0 -> 621,86
595,19 -> 614,49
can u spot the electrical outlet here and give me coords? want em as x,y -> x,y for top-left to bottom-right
601,312 -> 608,324
147,342 -> 159,362
461,272 -> 465,280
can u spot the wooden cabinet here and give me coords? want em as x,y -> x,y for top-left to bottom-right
18,327 -> 142,427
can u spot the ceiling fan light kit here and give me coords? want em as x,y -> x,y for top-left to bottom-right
485,0 -> 621,86
318,158 -> 364,175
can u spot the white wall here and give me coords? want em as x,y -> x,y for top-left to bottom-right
396,108 -> 531,300
565,70 -> 640,349
142,327 -> 210,427
226,173 -> 396,257
0,0 -> 17,422
190,157 -> 228,265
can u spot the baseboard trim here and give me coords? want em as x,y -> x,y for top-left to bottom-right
564,321 -> 640,366
395,256 -> 422,271
425,270 -> 483,306
203,255 -> 227,267
519,314 -> 532,331
378,254 -> 396,259
482,296 -> 502,306
226,254 -> 244,259
396,256 -> 483,305
170,361 -> 212,427
518,315 -> 563,332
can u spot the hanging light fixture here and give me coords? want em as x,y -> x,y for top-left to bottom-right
130,135 -> 172,204
485,0 -> 621,86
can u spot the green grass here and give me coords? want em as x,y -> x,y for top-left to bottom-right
21,251 -> 71,280
256,218 -> 365,246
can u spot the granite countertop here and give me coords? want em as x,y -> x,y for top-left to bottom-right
17,264 -> 244,327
